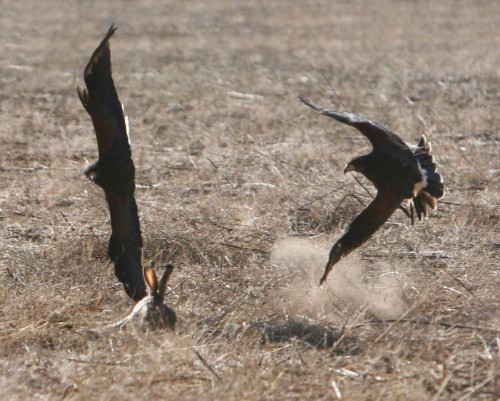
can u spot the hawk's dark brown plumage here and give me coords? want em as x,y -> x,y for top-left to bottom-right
78,25 -> 146,301
299,97 -> 445,285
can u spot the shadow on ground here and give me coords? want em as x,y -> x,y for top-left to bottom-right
259,318 -> 362,355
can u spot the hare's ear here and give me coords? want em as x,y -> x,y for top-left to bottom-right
158,264 -> 175,301
143,265 -> 159,295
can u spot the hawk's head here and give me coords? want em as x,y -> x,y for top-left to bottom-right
344,156 -> 367,174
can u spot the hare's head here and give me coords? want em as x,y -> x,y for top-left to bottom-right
140,263 -> 177,331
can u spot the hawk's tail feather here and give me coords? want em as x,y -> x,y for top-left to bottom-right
424,172 -> 445,199
416,135 -> 431,152
412,171 -> 444,220
416,153 -> 436,172
413,136 -> 444,221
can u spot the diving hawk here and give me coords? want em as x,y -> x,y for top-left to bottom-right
78,25 -> 146,300
299,97 -> 445,285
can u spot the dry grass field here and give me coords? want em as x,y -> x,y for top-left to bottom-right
1,0 -> 499,399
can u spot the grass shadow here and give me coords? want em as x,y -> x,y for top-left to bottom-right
259,318 -> 361,355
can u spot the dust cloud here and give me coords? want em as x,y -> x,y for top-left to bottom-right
270,237 -> 411,321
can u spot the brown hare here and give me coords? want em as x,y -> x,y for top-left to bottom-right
112,264 -> 177,331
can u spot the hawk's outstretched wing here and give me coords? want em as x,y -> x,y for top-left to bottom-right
77,24 -> 130,157
298,96 -> 409,150
78,25 -> 146,301
320,185 -> 402,285
106,192 -> 145,300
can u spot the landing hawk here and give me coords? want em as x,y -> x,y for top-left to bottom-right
78,25 -> 146,300
299,97 -> 445,285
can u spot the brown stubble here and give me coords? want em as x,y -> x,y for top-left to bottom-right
0,1 -> 499,400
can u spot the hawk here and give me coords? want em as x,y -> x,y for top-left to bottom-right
299,97 -> 445,285
78,25 -> 146,300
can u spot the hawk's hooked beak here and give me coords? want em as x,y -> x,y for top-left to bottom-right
86,170 -> 98,182
84,163 -> 100,182
344,162 -> 356,174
